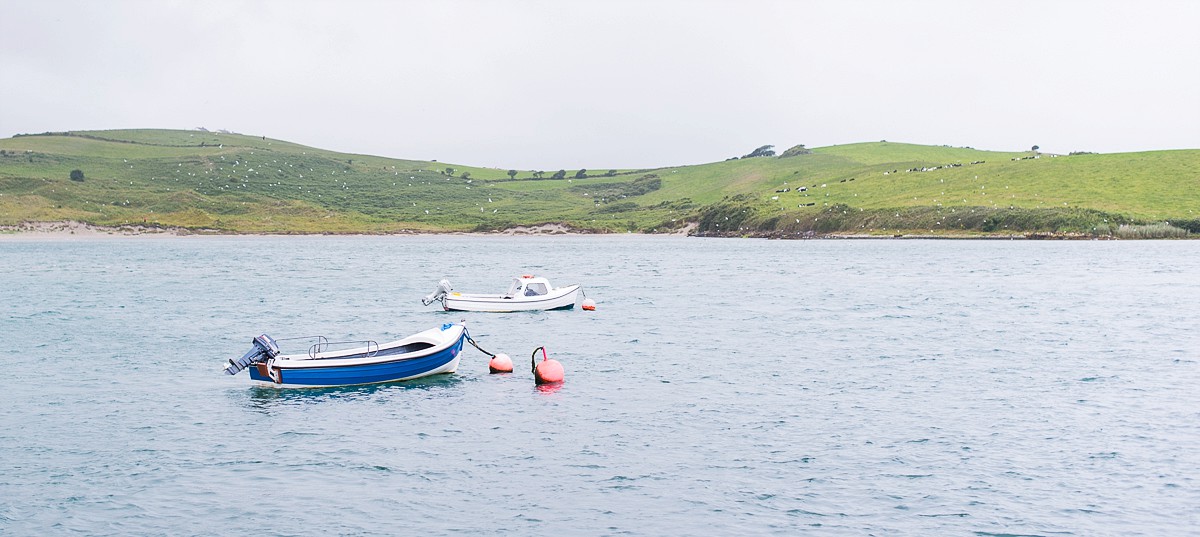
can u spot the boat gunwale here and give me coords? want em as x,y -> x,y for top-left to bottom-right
273,325 -> 466,369
445,283 -> 581,305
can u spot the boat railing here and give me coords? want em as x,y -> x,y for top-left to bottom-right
308,339 -> 379,359
272,335 -> 329,356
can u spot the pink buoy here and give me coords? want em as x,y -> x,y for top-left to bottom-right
581,298 -> 596,311
531,346 -> 564,384
488,353 -> 513,373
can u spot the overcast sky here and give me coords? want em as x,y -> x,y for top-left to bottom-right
2,0 -> 1198,169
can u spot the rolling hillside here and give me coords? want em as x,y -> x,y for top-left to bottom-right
1,130 -> 1197,237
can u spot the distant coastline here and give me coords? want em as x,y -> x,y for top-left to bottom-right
3,129 -> 1197,239
0,220 -> 698,240
0,220 -> 1147,240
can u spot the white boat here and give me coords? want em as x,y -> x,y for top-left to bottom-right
422,275 -> 582,312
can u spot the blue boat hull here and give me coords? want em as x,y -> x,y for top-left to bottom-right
247,328 -> 466,388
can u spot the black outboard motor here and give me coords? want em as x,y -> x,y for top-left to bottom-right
224,334 -> 280,375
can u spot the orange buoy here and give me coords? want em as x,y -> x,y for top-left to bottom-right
488,353 -> 513,373
581,298 -> 596,311
531,346 -> 564,384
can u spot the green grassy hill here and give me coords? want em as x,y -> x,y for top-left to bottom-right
1,129 -> 1197,237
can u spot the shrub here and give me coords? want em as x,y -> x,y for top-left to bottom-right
779,144 -> 812,158
1171,219 -> 1200,234
70,169 -> 85,182
570,174 -> 661,200
1115,223 -> 1189,239
594,201 -> 637,213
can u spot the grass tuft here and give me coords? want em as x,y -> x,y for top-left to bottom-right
1115,223 -> 1189,239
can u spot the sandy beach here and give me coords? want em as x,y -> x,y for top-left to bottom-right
0,221 -> 191,240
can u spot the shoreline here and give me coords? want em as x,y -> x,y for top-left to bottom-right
0,220 -> 1163,241
0,220 -> 698,240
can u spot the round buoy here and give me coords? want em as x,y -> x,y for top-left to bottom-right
531,346 -> 564,384
488,353 -> 513,373
581,298 -> 596,311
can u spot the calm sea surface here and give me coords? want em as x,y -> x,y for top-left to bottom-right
2,235 -> 1198,536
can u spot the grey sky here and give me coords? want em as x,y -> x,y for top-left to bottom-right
3,0 -> 1198,169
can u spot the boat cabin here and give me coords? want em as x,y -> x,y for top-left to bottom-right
506,275 -> 553,298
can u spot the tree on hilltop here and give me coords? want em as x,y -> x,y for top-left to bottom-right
551,169 -> 566,180
508,170 -> 518,179
743,145 -> 775,158
574,169 -> 588,179
779,144 -> 812,158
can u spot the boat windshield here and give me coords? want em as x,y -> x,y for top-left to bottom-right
505,279 -> 522,297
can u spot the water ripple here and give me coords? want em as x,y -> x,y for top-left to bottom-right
1,237 -> 1199,535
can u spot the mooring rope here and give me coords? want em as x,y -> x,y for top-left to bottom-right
530,346 -> 547,374
464,329 -> 496,358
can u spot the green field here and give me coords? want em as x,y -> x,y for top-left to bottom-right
1,130 -> 1197,237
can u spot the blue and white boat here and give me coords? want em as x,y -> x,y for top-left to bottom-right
223,323 -> 468,388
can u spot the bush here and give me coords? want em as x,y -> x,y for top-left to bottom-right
1170,219 -> 1200,234
1115,223 -> 1189,239
70,169 -> 85,182
778,144 -> 812,158
594,201 -> 637,213
570,174 -> 661,201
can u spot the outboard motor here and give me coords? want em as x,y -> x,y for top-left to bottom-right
224,334 -> 280,375
422,279 -> 454,306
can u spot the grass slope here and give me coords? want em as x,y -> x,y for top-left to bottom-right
1,130 -> 1197,236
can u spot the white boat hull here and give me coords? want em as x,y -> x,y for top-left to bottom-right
442,284 -> 581,312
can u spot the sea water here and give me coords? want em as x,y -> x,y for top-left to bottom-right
1,236 -> 1198,536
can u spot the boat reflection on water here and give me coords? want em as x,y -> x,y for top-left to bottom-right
239,373 -> 466,411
